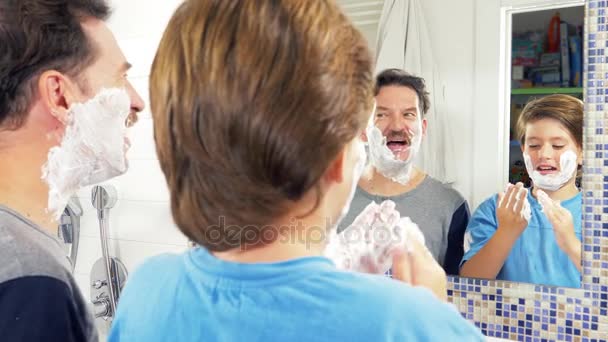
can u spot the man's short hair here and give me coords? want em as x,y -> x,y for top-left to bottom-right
0,0 -> 111,130
375,68 -> 430,116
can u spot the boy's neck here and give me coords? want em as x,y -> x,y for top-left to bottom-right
212,214 -> 329,264
532,181 -> 579,201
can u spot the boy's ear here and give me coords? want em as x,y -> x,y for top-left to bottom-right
324,148 -> 345,184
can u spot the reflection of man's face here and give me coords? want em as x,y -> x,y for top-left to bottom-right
77,19 -> 145,131
374,85 -> 426,162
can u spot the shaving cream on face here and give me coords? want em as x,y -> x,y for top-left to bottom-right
42,88 -> 131,219
366,116 -> 422,185
523,150 -> 578,191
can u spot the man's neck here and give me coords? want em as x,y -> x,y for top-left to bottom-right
0,147 -> 58,236
358,164 -> 427,196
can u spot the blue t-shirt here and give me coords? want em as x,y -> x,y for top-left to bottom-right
461,191 -> 582,287
109,247 -> 484,341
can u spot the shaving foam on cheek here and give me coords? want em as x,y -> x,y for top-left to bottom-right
523,150 -> 577,191
42,88 -> 131,219
366,118 -> 422,185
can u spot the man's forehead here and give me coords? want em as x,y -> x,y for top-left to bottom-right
376,86 -> 419,109
81,18 -> 127,68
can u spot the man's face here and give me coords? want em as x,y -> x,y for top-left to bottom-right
76,19 -> 144,129
374,85 -> 427,162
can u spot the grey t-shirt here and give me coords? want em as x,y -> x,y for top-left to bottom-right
337,176 -> 470,275
0,205 -> 98,341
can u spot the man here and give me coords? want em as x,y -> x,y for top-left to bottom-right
0,0 -> 144,340
338,68 -> 469,275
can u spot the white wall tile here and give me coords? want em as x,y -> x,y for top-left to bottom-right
78,199 -> 186,246
74,272 -> 92,303
127,118 -> 157,160
74,236 -> 186,279
107,0 -> 182,40
76,159 -> 170,202
74,236 -> 103,275
118,35 -> 162,79
112,239 -> 187,272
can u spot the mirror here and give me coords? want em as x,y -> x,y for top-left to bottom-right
336,0 -> 586,289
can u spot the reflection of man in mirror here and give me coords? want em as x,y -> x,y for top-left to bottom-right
0,0 -> 144,340
337,69 -> 470,276
460,95 -> 582,288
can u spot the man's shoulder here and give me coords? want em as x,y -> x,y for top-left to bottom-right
0,209 -> 73,286
419,176 -> 466,204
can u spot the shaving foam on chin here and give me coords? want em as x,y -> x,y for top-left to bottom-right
523,150 -> 577,191
366,118 -> 422,185
42,88 -> 131,219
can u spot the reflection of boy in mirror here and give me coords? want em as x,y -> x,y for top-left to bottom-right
337,69 -> 471,276
460,94 -> 583,288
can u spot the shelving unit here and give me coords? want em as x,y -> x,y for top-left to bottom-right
508,6 -> 584,185
511,87 -> 583,95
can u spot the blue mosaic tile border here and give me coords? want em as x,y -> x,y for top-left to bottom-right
447,1 -> 608,340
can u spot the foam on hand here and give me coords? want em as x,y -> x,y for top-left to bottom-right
325,200 -> 425,274
536,188 -> 559,213
499,183 -> 531,222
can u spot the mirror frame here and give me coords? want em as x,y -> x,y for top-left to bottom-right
447,0 -> 606,340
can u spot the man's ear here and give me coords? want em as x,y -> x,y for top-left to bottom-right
421,118 -> 428,137
37,71 -> 76,125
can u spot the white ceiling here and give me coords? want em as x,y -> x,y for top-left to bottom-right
336,0 -> 384,27
336,0 -> 384,49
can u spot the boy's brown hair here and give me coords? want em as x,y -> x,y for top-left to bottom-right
150,0 -> 374,251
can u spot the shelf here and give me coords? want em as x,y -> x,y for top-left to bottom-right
511,87 -> 583,95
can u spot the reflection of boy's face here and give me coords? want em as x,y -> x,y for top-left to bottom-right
374,85 -> 427,162
522,118 -> 582,175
